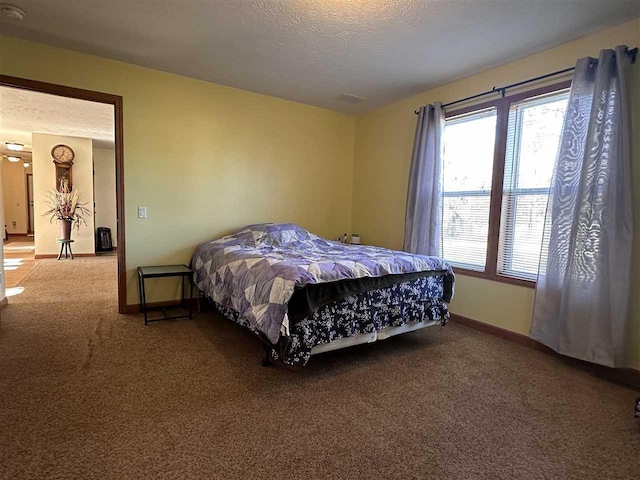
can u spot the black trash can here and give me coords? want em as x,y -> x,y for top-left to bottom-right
96,227 -> 113,251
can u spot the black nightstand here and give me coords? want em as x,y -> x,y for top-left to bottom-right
137,264 -> 195,325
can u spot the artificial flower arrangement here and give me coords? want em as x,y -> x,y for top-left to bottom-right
43,186 -> 91,235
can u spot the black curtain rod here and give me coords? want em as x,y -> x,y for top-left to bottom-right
414,47 -> 638,114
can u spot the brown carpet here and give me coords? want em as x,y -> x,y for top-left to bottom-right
1,257 -> 639,479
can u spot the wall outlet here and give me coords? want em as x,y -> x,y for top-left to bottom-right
138,206 -> 147,219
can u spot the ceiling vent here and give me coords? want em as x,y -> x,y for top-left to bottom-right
0,4 -> 26,21
338,93 -> 367,104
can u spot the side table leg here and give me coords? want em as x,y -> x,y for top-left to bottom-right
139,274 -> 148,325
189,277 -> 194,319
68,243 -> 74,259
57,242 -> 63,260
180,275 -> 185,309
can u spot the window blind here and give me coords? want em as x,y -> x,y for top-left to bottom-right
498,90 -> 569,280
442,108 -> 497,271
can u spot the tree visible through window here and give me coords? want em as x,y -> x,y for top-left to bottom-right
499,91 -> 569,280
442,108 -> 496,271
441,84 -> 570,284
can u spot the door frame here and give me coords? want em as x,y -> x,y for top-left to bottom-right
25,173 -> 33,235
0,74 -> 127,314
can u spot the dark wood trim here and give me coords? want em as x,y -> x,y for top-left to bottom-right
123,298 -> 199,315
114,94 -> 126,314
444,81 -> 572,119
25,173 -> 33,235
4,232 -> 29,237
492,273 -> 535,288
450,313 -> 640,389
0,74 -> 123,104
35,253 -> 97,259
444,81 -> 572,289
0,74 -> 127,314
485,98 -> 508,278
500,80 -> 572,105
445,97 -> 501,119
450,313 -> 546,350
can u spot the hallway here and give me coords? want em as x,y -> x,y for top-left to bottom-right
3,234 -> 38,292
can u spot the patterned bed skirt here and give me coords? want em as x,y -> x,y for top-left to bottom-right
215,274 -> 450,366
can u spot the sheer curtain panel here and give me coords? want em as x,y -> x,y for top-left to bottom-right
531,46 -> 634,368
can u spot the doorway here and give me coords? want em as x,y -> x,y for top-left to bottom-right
0,74 -> 126,313
26,173 -> 33,235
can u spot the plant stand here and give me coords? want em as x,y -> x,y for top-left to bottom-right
57,239 -> 74,260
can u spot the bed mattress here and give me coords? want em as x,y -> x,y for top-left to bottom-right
215,272 -> 449,365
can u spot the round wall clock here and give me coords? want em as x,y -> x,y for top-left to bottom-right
51,144 -> 75,164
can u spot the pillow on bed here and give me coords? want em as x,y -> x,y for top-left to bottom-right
232,223 -> 316,248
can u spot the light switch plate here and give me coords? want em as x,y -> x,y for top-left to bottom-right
138,206 -> 147,219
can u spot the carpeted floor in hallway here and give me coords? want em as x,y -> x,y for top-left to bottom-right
1,256 -> 639,479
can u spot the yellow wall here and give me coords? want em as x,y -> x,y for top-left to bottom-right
0,159 -> 5,301
351,19 -> 640,369
32,134 -> 95,255
1,159 -> 30,234
0,34 -> 355,304
93,147 -> 118,247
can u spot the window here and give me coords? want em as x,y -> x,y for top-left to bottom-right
499,91 -> 569,280
442,108 -> 496,271
442,84 -> 570,285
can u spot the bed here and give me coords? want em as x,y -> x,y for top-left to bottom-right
191,223 -> 454,366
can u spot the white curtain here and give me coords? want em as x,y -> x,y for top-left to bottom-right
531,46 -> 634,368
404,102 -> 445,256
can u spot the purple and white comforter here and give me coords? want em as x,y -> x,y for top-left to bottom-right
192,223 -> 454,344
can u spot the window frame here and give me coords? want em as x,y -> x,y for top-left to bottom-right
443,81 -> 571,288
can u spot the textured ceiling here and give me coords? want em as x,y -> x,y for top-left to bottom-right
1,1 -> 638,113
0,86 -> 114,149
